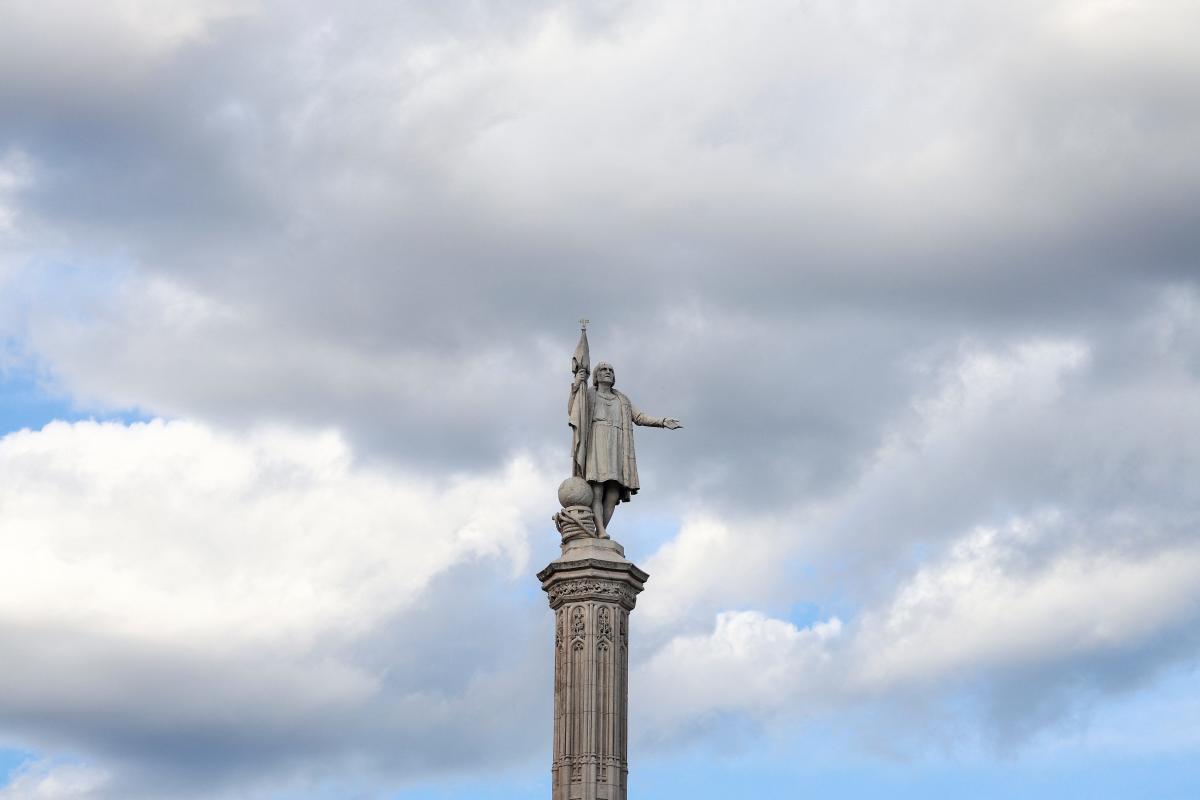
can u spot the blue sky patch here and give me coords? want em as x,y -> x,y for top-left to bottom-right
0,358 -> 150,436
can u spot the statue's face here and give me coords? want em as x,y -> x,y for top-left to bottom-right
596,365 -> 614,384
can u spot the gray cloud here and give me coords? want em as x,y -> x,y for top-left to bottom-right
1,0 -> 1199,796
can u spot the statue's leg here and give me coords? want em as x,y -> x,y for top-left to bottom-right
589,481 -> 608,538
602,481 -> 621,527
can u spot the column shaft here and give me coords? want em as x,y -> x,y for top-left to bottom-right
540,547 -> 647,800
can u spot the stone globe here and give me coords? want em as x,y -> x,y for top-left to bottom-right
557,477 -> 593,508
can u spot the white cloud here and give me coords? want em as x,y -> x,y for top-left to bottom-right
637,514 -> 792,636
853,514 -> 1200,689
635,511 -> 1200,740
636,610 -> 843,733
0,419 -> 558,796
0,419 -> 542,646
0,761 -> 108,800
631,324 -> 1200,741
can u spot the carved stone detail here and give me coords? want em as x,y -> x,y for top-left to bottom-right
542,551 -> 647,800
553,504 -> 598,542
546,578 -> 638,609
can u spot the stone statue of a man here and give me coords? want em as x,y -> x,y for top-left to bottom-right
569,355 -> 681,538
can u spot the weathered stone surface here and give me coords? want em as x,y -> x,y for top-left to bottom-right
558,477 -> 594,508
554,506 -> 599,543
567,324 -> 681,538
540,537 -> 647,800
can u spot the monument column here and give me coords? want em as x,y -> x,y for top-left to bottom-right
539,536 -> 647,800
542,321 -> 678,799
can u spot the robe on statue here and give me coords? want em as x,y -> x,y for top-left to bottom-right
569,383 -> 666,504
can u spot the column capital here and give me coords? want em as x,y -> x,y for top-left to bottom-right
539,541 -> 648,611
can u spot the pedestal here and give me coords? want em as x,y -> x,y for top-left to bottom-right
538,537 -> 648,800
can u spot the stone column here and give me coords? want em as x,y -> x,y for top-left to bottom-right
539,537 -> 647,800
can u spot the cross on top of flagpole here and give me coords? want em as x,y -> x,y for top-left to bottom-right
579,318 -> 589,331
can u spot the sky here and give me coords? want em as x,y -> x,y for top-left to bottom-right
0,0 -> 1198,797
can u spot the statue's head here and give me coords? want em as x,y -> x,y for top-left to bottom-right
592,362 -> 615,388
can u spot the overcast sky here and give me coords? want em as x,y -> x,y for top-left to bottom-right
1,1 -> 1199,798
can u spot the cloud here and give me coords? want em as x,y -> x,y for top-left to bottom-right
0,150 -> 32,239
635,512 -> 1200,750
9,287 -> 1198,796
0,0 -> 1197,795
631,319 -> 1200,746
0,419 -> 556,797
0,760 -> 109,800
0,0 -> 254,100
636,610 -> 843,735
0,0 -> 1194,485
853,515 -> 1200,690
0,419 -> 541,642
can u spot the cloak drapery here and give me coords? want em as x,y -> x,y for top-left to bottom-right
569,348 -> 667,504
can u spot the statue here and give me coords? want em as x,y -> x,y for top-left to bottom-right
556,321 -> 681,540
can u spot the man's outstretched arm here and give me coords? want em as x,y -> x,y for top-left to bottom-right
632,405 -> 682,429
